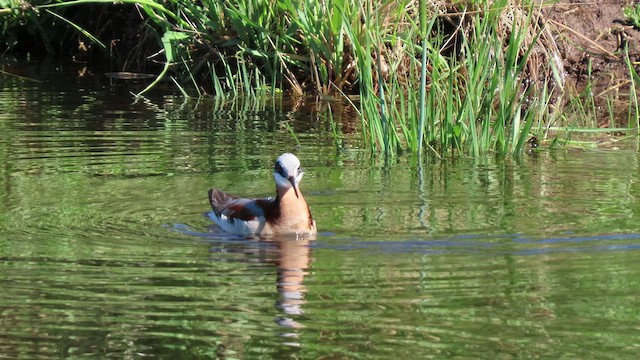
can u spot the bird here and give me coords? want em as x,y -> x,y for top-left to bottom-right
208,153 -> 316,237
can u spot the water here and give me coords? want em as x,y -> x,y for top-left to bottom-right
2,62 -> 640,358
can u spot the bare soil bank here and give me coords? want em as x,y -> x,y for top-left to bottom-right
543,1 -> 640,103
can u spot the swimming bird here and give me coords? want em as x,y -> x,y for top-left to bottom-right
208,153 -> 316,237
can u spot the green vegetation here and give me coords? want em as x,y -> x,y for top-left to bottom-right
624,3 -> 640,29
1,0 -> 638,157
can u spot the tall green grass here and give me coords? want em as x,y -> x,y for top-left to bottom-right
352,0 -> 555,156
2,0 -> 638,156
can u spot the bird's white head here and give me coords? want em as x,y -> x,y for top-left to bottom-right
273,153 -> 304,198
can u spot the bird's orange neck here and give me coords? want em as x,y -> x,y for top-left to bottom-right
275,186 -> 312,227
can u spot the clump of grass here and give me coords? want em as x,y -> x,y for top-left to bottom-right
352,0 -> 560,156
623,3 -> 640,30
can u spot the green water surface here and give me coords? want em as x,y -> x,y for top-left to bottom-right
1,62 -> 640,358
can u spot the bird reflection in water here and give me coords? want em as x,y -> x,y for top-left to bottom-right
273,237 -> 312,336
203,232 -> 314,347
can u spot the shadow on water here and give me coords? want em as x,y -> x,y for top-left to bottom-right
315,232 -> 640,255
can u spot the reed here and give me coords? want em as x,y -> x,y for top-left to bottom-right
350,0 -> 555,156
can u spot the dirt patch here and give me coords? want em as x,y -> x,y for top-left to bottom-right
542,0 -> 640,119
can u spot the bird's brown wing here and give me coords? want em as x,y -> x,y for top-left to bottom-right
208,189 -> 265,221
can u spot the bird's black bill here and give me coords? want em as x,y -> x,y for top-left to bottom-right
289,177 -> 299,198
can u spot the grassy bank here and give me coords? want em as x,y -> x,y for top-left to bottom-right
1,0 -> 638,157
